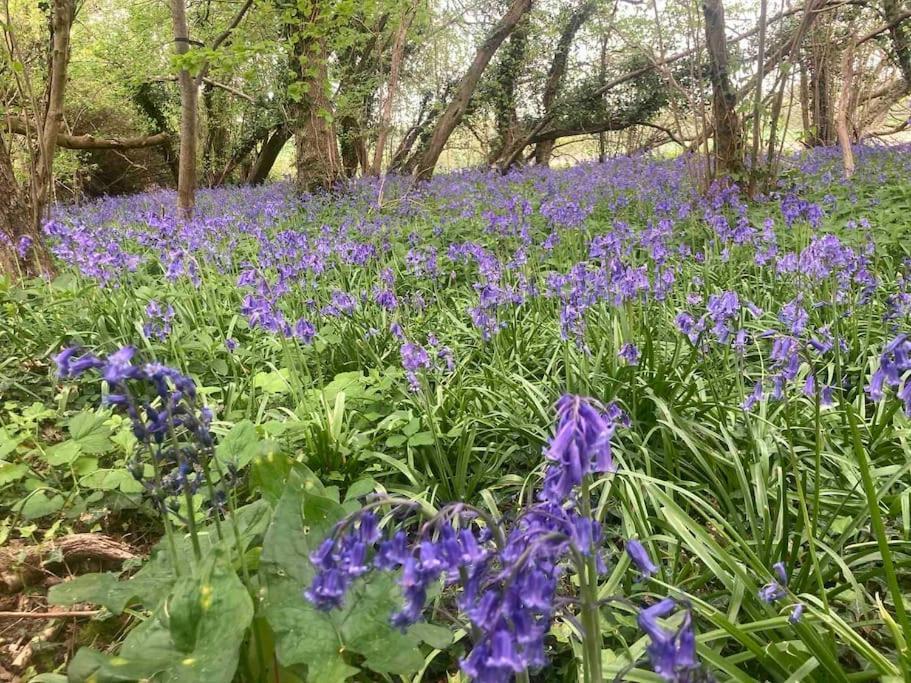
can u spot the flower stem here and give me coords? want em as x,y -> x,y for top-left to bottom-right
579,476 -> 603,683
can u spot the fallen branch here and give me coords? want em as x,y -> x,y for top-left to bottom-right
6,117 -> 170,150
0,533 -> 135,593
0,609 -> 100,619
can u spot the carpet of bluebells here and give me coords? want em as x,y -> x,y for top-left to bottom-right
2,144 -> 911,681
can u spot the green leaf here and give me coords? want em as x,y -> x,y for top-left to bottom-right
261,471 -> 426,680
68,411 -> 112,454
0,462 -> 28,485
216,419 -> 260,470
67,553 -> 253,683
254,369 -> 292,394
0,428 -> 23,458
79,469 -> 144,493
407,431 -> 434,447
18,491 -> 64,520
385,434 -> 407,448
43,440 -> 82,466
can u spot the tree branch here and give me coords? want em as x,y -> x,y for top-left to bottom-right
6,117 -> 171,150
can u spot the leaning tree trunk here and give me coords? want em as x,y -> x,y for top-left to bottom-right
170,0 -> 198,219
246,126 -> 291,185
0,135 -> 51,277
533,1 -> 596,167
702,0 -> 743,177
413,0 -> 533,181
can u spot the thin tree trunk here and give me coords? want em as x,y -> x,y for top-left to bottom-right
413,0 -> 533,181
33,0 -> 75,236
702,0 -> 743,178
836,40 -> 856,178
371,2 -> 416,175
748,0 -> 767,194
170,0 -> 197,219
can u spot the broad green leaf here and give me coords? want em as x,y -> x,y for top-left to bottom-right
261,471 -> 426,679
79,469 -> 144,493
68,411 -> 112,454
215,419 -> 260,470
43,440 -> 82,466
254,369 -> 292,394
407,431 -> 434,447
0,462 -> 28,485
67,553 -> 253,683
18,491 -> 64,519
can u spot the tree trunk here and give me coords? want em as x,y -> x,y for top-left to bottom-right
246,126 -> 291,185
836,40 -> 856,178
0,135 -> 51,277
170,0 -> 198,219
391,90 -> 438,174
33,0 -> 75,236
291,7 -> 341,193
338,116 -> 368,178
884,0 -> 911,89
702,0 -> 743,177
805,22 -> 836,146
413,0 -> 533,181
371,2 -> 416,175
487,15 -> 530,166
202,85 -> 230,186
533,1 -> 596,166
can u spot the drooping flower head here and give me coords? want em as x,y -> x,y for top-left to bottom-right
541,395 -> 617,503
638,598 -> 698,682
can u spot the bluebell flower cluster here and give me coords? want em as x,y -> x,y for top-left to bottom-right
55,346 -> 231,518
304,395 -> 630,682
541,395 -> 619,503
637,598 -> 698,681
867,333 -> 911,415
142,300 -> 175,340
758,562 -> 804,624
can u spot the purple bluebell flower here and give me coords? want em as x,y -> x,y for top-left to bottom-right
626,539 -> 658,579
638,598 -> 698,681
619,343 -> 640,366
541,395 -> 617,503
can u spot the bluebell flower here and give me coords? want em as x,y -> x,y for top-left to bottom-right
638,598 -> 698,681
626,539 -> 658,580
541,395 -> 617,503
619,343 -> 640,366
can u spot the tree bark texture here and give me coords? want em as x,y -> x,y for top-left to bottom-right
291,6 -> 341,192
371,2 -> 417,175
170,0 -> 198,219
247,126 -> 291,184
33,0 -> 75,235
805,22 -> 836,146
534,1 -> 596,166
836,41 -> 856,177
702,0 -> 743,177
413,0 -> 533,181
